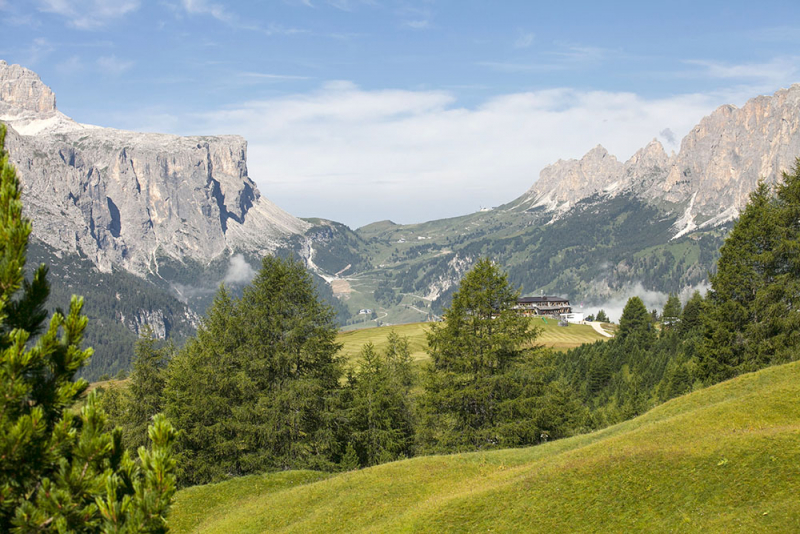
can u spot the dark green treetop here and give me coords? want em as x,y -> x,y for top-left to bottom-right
618,296 -> 655,347
661,292 -> 682,330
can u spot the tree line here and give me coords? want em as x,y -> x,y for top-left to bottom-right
102,257 -> 586,486
100,159 -> 800,489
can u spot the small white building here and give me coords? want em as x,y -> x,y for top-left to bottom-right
560,312 -> 584,324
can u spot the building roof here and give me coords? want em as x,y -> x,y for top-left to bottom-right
517,296 -> 569,304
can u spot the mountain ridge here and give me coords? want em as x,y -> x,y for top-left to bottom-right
0,60 -> 310,276
513,84 -> 800,235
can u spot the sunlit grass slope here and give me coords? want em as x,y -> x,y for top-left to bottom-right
171,361 -> 800,533
336,318 -> 606,367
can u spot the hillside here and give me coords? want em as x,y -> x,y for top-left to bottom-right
169,361 -> 800,533
337,318 -> 609,367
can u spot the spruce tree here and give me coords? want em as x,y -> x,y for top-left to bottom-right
679,291 -> 704,335
0,124 -> 176,531
618,296 -> 656,347
661,292 -> 682,331
103,327 -> 172,453
345,337 -> 415,467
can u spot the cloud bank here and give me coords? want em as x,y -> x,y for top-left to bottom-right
184,82 -> 762,228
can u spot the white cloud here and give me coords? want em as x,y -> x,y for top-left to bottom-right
97,55 -> 134,75
683,57 -> 800,87
174,81 -> 752,228
581,281 -> 710,323
181,0 -> 237,25
223,254 -> 257,285
24,37 -> 55,66
237,71 -> 312,81
56,55 -> 85,75
36,0 -> 139,29
179,0 -> 305,34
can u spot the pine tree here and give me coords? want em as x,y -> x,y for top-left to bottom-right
0,124 -> 176,531
618,296 -> 656,347
679,291 -> 704,335
595,309 -> 609,323
699,182 -> 780,382
103,326 -> 172,453
346,337 -> 415,467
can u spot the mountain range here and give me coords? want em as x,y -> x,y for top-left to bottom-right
2,59 -> 799,377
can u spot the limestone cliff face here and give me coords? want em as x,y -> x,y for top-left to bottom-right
523,145 -> 624,211
517,84 -> 800,231
652,86 -> 800,220
0,60 -> 56,114
0,61 -> 310,275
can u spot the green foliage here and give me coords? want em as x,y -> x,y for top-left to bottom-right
661,292 -> 682,330
618,296 -> 656,347
680,290 -> 704,335
163,256 -> 344,486
699,165 -> 800,383
419,258 -> 556,452
595,309 -> 609,323
344,332 -> 416,467
103,327 -> 172,453
0,124 -> 176,532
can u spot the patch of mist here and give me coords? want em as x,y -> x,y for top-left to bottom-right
171,282 -> 215,303
578,281 -> 710,323
223,254 -> 257,285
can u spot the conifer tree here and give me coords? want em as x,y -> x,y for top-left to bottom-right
679,291 -> 705,335
103,326 -> 172,453
418,258 -> 548,451
661,292 -> 682,331
618,296 -> 656,347
699,182 -> 781,381
345,336 -> 415,467
0,124 -> 176,531
164,256 -> 343,485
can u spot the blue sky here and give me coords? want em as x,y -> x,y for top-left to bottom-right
3,0 -> 800,227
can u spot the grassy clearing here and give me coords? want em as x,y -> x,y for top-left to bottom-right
337,318 -> 606,367
170,361 -> 800,533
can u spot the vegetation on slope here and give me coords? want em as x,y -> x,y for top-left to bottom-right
336,317 -> 607,367
169,360 -> 800,533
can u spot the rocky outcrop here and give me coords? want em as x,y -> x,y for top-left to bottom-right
523,145 -> 624,211
651,86 -> 800,220
0,61 -> 310,275
516,84 -> 800,230
0,60 -> 56,114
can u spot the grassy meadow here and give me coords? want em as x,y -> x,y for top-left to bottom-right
169,360 -> 800,533
336,317 -> 608,367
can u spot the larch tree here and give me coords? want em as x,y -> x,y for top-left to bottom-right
164,256 -> 344,486
418,258 -> 553,452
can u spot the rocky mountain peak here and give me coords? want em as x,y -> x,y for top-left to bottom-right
517,83 -> 800,233
0,60 -> 57,115
1,62 -> 310,275
519,143 -> 624,211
